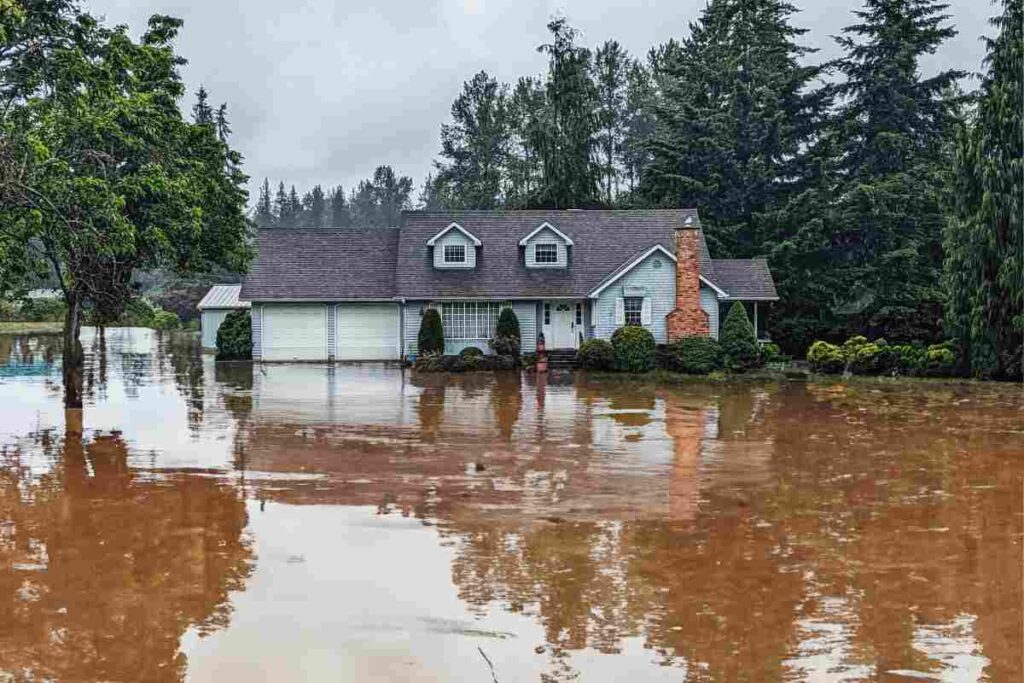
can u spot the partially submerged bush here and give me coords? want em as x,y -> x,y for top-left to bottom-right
720,303 -> 761,371
807,340 -> 845,373
216,310 -> 252,360
843,336 -> 884,375
926,342 -> 956,376
459,346 -> 484,358
415,351 -> 517,373
611,326 -> 656,373
152,309 -> 181,330
662,336 -> 723,374
758,342 -> 784,365
577,338 -> 614,371
489,335 -> 520,357
418,309 -> 444,355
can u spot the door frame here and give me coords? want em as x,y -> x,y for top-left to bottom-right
543,300 -> 581,349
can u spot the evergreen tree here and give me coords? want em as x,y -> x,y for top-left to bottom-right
505,76 -> 546,208
830,0 -> 964,341
593,40 -> 630,204
371,165 -> 413,226
418,173 -> 453,210
287,185 -> 302,226
214,103 -> 231,142
943,0 -> 1022,378
620,59 -> 656,198
329,186 -> 351,226
536,19 -> 600,207
191,85 -> 213,125
349,180 -> 377,226
434,71 -> 509,209
255,178 -> 274,227
305,184 -> 326,228
643,0 -> 825,257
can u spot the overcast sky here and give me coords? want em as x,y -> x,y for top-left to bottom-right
87,0 -> 994,205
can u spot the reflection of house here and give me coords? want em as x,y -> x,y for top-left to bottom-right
240,210 -> 778,361
197,285 -> 249,350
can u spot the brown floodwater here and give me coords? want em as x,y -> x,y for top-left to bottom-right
0,328 -> 1022,681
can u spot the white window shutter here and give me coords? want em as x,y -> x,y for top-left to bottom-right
641,297 -> 652,325
615,298 -> 625,325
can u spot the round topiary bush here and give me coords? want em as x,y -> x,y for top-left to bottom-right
806,340 -> 844,374
216,309 -> 252,360
577,338 -> 614,370
720,302 -> 761,371
418,309 -> 444,355
843,336 -> 883,375
459,346 -> 484,358
611,326 -> 656,373
664,336 -> 723,374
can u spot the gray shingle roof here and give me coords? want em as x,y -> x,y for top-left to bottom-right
197,285 -> 249,310
710,259 -> 779,300
240,228 -> 400,301
240,210 -> 778,302
395,209 -> 704,299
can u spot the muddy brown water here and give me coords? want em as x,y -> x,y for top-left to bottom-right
0,328 -> 1022,681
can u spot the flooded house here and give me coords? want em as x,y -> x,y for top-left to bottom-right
239,210 -> 778,362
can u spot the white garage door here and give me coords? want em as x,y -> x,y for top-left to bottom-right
336,304 -> 400,361
262,305 -> 327,361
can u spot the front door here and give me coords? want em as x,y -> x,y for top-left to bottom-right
546,301 -> 578,349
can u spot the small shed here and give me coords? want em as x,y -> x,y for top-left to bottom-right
197,285 -> 249,350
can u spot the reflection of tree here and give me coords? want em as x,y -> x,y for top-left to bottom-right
491,372 -> 522,441
416,377 -> 446,442
0,425 -> 253,681
160,331 -> 205,430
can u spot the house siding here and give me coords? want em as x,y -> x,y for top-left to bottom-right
431,230 -> 476,269
252,304 -> 262,360
523,227 -> 569,268
401,300 -> 537,358
593,250 -> 676,343
326,305 -> 337,360
701,286 -> 720,340
200,309 -> 231,350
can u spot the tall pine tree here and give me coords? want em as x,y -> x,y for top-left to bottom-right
830,0 -> 964,341
329,186 -> 351,226
536,19 -> 600,208
943,0 -> 1022,378
434,71 -> 509,209
593,40 -> 631,204
255,178 -> 274,227
505,76 -> 546,208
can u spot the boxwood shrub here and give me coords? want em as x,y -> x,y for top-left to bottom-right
806,340 -> 845,373
662,336 -> 723,374
577,338 -> 614,370
216,310 -> 252,360
720,303 -> 761,371
418,309 -> 444,355
611,326 -> 656,373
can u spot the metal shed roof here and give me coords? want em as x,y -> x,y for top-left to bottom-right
197,285 -> 249,310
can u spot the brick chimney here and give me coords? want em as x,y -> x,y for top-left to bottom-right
666,220 -> 709,341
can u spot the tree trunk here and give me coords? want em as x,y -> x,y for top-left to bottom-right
62,291 -> 84,409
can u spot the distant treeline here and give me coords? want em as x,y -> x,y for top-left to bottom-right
256,0 -> 1022,378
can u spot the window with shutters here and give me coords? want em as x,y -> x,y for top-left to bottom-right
624,297 -> 643,326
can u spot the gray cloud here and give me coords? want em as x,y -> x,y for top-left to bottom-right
86,0 -> 994,204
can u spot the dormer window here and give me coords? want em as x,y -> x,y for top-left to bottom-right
443,244 -> 466,264
534,243 -> 558,264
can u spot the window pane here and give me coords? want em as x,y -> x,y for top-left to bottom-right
444,244 -> 466,263
624,297 -> 643,326
535,243 -> 558,264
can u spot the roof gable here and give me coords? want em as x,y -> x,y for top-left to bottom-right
518,222 -> 574,246
426,222 -> 481,247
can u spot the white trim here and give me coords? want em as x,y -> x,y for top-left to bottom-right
699,275 -> 730,299
518,222 -> 575,246
426,222 -> 482,247
588,244 -> 676,298
442,243 -> 467,264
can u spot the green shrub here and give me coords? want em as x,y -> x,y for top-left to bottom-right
720,303 -> 761,371
758,342 -> 784,365
13,298 -> 67,322
926,343 -> 956,376
489,335 -> 520,357
611,326 -> 656,373
663,336 -> 723,374
152,309 -> 181,330
843,336 -> 884,375
807,340 -> 845,374
216,310 -> 252,360
459,346 -> 484,358
496,306 -> 520,342
890,344 -> 927,375
577,338 -> 615,370
418,309 -> 444,355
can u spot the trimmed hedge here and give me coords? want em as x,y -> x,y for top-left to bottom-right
418,309 -> 444,355
611,326 -> 656,373
806,336 -> 958,377
663,336 -> 724,374
216,310 -> 252,360
577,338 -> 614,370
720,302 -> 761,371
416,352 -> 517,372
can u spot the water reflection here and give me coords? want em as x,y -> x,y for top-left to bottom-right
0,329 -> 1021,681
